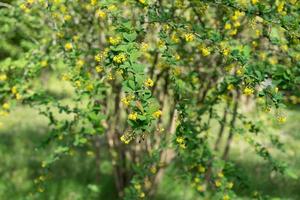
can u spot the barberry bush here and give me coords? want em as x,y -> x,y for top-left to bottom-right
0,0 -> 300,199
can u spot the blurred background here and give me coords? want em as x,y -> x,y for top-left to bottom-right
1,0 -> 300,199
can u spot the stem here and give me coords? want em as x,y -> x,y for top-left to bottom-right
214,100 -> 230,151
222,90 -> 240,160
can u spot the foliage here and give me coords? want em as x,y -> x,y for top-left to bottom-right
0,0 -> 299,199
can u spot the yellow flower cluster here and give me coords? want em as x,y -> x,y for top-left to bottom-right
76,59 -> 84,69
199,46 -> 211,57
95,65 -> 104,73
2,103 -> 10,110
121,95 -> 134,106
153,110 -> 162,118
96,9 -> 107,19
277,116 -> 286,123
215,179 -> 222,187
231,10 -> 245,21
11,86 -> 22,100
109,36 -> 121,46
85,83 -> 94,92
227,182 -> 234,189
227,84 -> 234,91
183,33 -> 195,42
198,165 -> 206,173
141,42 -> 149,51
176,136 -> 186,149
150,166 -> 157,174
138,0 -> 147,5
223,194 -> 230,200
171,33 -> 180,43
251,0 -> 259,4
20,0 -> 35,13
0,74 -> 7,81
243,87 -> 254,96
128,112 -> 138,121
277,1 -> 285,14
144,78 -> 154,87
40,60 -> 48,67
113,53 -> 126,64
64,43 -> 73,51
120,134 -> 132,144
196,184 -> 205,192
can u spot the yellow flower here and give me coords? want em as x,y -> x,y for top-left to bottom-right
139,192 -> 145,198
150,166 -> 157,174
108,5 -> 117,11
223,194 -> 230,200
217,172 -> 224,178
224,23 -> 232,30
175,54 -> 181,60
194,177 -> 200,183
96,10 -> 106,19
222,48 -> 230,56
113,53 -> 126,64
20,4 -> 30,13
172,67 -> 182,76
94,53 -> 102,62
138,0 -> 146,4
234,21 -> 241,27
95,65 -> 104,73
107,73 -> 114,80
176,136 -> 184,144
144,78 -> 154,87
11,86 -> 18,94
40,60 -> 48,67
2,103 -> 10,110
158,40 -> 165,48
134,184 -> 142,190
229,29 -> 237,36
198,165 -> 206,173
0,74 -> 7,81
184,33 -> 195,42
227,84 -> 234,91
141,42 -> 149,51
64,43 -> 73,51
26,0 -> 35,4
16,93 -> 22,100
90,0 -> 97,6
277,1 -> 285,13
251,0 -> 259,4
255,30 -> 261,37
128,112 -> 138,121
215,180 -> 222,187
196,184 -> 205,192
120,135 -> 129,144
63,14 -> 72,21
153,110 -> 162,118
109,36 -> 121,46
76,59 -> 85,68
236,68 -> 243,75
120,133 -> 132,144
243,87 -> 254,96
62,74 -> 70,81
75,80 -> 81,88
86,83 -> 94,91
200,47 -> 211,56
227,182 -> 234,189
277,116 -> 286,124
121,97 -> 130,106
171,33 -> 180,43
